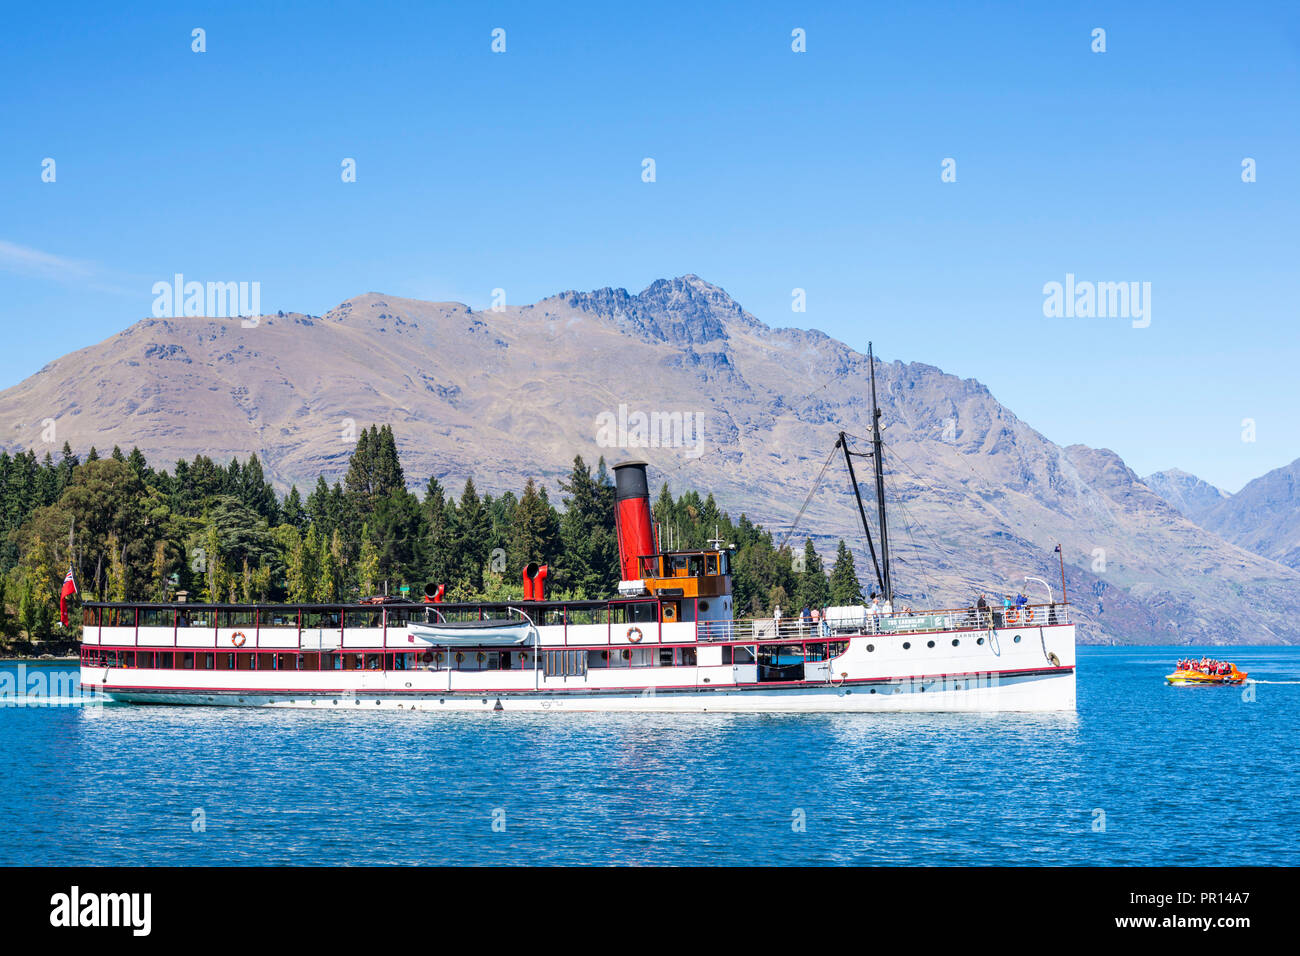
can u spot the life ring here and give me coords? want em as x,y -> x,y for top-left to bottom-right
231,632 -> 247,648
627,626 -> 643,643
621,649 -> 631,660
520,652 -> 529,663
421,651 -> 433,664
1025,607 -> 1035,623
1006,610 -> 1020,625
476,652 -> 486,663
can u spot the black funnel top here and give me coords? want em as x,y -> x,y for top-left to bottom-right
612,460 -> 650,502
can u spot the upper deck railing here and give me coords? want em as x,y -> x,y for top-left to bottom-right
695,603 -> 1069,643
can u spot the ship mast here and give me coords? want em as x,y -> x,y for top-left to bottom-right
869,343 -> 894,603
838,431 -> 884,597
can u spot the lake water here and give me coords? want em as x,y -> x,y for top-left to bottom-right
1,646 -> 1296,865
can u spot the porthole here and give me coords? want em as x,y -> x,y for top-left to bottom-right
903,642 -> 911,650
699,601 -> 710,612
952,639 -> 960,647
870,688 -> 876,694
333,700 -> 338,705
866,644 -> 875,652
375,700 -> 381,705
977,637 -> 984,645
927,640 -> 935,648
1014,635 -> 1021,643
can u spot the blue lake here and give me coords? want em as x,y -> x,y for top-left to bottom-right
1,646 -> 1296,865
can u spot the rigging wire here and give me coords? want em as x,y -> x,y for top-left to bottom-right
776,444 -> 840,552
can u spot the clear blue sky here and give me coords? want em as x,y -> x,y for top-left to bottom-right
2,1 -> 1297,492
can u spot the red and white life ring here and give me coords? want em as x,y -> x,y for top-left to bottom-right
231,632 -> 247,648
1025,607 -> 1035,623
1006,610 -> 1020,625
627,626 -> 643,644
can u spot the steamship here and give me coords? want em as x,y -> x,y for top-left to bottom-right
78,351 -> 1076,713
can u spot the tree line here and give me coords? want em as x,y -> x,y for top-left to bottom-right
0,426 -> 865,643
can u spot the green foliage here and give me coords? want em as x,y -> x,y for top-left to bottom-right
2,426 -> 809,620
829,539 -> 865,605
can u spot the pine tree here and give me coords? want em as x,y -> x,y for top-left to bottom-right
558,456 -> 617,596
508,478 -> 561,577
358,523 -> 381,596
793,538 -> 831,611
281,486 -> 306,528
829,539 -> 865,605
451,478 -> 490,592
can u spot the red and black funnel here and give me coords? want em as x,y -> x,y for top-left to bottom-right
613,461 -> 658,581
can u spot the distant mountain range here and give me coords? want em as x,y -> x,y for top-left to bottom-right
1145,460 -> 1300,574
3,275 -> 1297,645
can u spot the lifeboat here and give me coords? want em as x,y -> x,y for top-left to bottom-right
1165,661 -> 1247,686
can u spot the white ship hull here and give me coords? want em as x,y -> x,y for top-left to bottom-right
82,624 -> 1076,714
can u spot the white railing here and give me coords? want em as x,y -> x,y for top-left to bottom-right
696,603 -> 1069,642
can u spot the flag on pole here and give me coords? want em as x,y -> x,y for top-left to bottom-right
59,568 -> 78,628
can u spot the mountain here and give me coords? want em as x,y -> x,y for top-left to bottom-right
1197,458 -> 1300,572
1142,469 -> 1230,524
2,274 -> 1298,645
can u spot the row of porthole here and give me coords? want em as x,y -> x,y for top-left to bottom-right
867,634 -> 1021,652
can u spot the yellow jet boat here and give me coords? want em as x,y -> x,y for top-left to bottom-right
1166,662 -> 1247,686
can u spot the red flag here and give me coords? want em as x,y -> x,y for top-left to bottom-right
59,568 -> 78,627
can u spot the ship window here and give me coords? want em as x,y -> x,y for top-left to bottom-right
202,653 -> 214,670
122,652 -> 136,668
706,554 -> 718,576
259,653 -> 276,670
104,606 -> 135,627
82,607 -> 100,627
679,647 -> 696,666
952,639 -> 960,646
189,608 -> 215,628
345,609 -> 383,629
902,642 -> 911,650
733,645 -> 756,664
659,647 -> 675,666
364,653 -> 382,670
236,653 -> 255,671
263,608 -> 298,628
977,637 -> 984,645
215,653 -> 234,671
688,556 -> 704,576
721,645 -> 732,665
155,652 -> 173,668
280,653 -> 299,670
139,607 -> 173,628
927,640 -> 935,648
866,644 -> 875,653
565,605 -> 601,625
221,608 -> 255,628
179,653 -> 194,669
